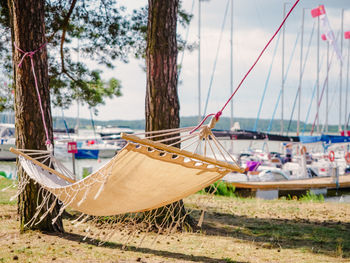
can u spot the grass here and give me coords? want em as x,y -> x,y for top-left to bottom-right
299,191 -> 325,202
199,181 -> 237,197
0,177 -> 16,205
0,178 -> 350,262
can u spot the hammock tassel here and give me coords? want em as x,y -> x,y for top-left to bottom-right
74,214 -> 90,228
77,186 -> 91,207
36,196 -> 59,225
94,177 -> 108,200
197,210 -> 205,227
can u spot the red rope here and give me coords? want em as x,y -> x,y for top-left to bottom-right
14,42 -> 51,145
191,0 -> 300,133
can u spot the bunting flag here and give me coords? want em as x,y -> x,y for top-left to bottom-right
311,5 -> 326,18
311,5 -> 342,63
345,31 -> 350,40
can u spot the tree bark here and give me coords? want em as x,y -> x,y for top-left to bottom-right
9,0 -> 63,232
145,0 -> 196,230
146,0 -> 180,132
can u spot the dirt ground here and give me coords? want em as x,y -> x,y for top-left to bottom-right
0,178 -> 350,263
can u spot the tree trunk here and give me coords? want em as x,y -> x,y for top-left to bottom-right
145,0 -> 195,230
146,0 -> 179,131
9,0 -> 63,232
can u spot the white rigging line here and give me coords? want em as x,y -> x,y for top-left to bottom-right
178,0 -> 196,80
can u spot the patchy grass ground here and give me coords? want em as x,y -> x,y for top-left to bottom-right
0,177 -> 349,263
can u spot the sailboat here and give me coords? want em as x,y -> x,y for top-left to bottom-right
0,123 -> 16,161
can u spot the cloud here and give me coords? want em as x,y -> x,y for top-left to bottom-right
60,0 -> 350,127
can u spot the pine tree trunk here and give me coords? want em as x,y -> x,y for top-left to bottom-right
145,0 -> 196,230
146,0 -> 179,131
9,0 -> 63,232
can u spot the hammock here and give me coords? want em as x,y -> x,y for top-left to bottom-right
10,0 -> 299,234
10,120 -> 243,218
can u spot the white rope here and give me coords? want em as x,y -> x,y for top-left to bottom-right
210,134 -> 229,164
181,139 -> 199,152
157,132 -> 195,144
134,126 -> 194,137
211,134 -> 240,166
167,132 -> 198,147
193,137 -> 202,155
206,136 -> 217,161
143,128 -> 193,140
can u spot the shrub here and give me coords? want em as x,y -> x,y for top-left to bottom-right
200,181 -> 236,197
299,191 -> 324,202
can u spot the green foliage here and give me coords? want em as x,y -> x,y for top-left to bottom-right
49,115 -> 343,133
45,0 -> 134,65
0,0 -> 193,113
284,191 -> 325,202
200,181 -> 236,197
0,0 -> 10,57
0,1 -> 12,111
0,0 -> 133,111
223,258 -> 236,263
0,81 -> 13,111
130,3 -> 194,59
215,181 -> 236,197
45,0 -> 131,109
0,177 -> 16,204
299,191 -> 325,202
82,168 -> 90,179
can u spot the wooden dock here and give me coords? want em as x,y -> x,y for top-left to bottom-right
229,175 -> 350,190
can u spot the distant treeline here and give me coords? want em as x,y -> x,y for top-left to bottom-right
0,112 -> 341,133
51,115 -> 340,134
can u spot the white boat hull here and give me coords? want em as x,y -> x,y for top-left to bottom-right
0,143 -> 16,161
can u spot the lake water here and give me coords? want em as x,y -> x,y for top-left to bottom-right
0,158 -> 110,181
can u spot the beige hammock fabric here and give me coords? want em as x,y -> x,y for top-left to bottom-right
53,143 -> 228,216
12,132 -> 243,217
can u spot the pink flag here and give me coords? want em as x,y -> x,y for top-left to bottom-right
311,5 -> 326,18
321,34 -> 327,41
311,5 -> 342,62
345,31 -> 350,40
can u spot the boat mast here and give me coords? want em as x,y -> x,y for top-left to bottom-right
281,3 -> 287,135
76,20 -> 80,136
297,9 -> 305,136
198,0 -> 202,123
339,9 -> 344,133
230,0 -> 234,129
316,12 -> 320,134
346,33 -> 350,133
326,37 -> 329,133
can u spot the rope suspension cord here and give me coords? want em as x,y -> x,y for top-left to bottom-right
12,1 -> 79,147
191,0 -> 301,134
202,0 -> 230,117
14,42 -> 51,146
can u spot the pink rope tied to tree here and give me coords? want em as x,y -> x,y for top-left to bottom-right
190,0 -> 300,134
14,42 -> 51,146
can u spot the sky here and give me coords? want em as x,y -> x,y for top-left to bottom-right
57,0 -> 350,129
